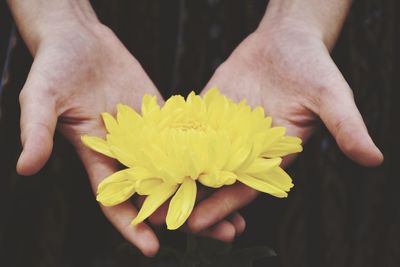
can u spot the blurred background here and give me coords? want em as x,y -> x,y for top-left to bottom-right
0,0 -> 396,266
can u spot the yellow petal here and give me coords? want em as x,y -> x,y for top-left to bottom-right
166,178 -> 197,230
282,136 -> 302,145
131,183 -> 178,225
262,136 -> 303,158
198,173 -> 218,188
162,95 -> 186,114
81,135 -> 115,158
97,168 -> 136,192
253,167 -> 294,191
116,104 -> 141,132
264,116 -> 273,128
141,94 -> 160,116
261,127 -> 286,149
237,132 -> 272,170
125,166 -> 158,181
251,106 -> 265,120
186,91 -> 196,103
224,143 -> 252,171
106,134 -> 136,167
237,173 -> 288,198
135,178 -> 164,195
101,112 -> 119,134
96,169 -> 137,206
198,170 -> 235,188
242,157 -> 282,175
97,182 -> 135,206
219,170 -> 237,185
203,87 -> 221,106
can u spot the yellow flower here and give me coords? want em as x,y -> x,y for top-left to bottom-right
81,88 -> 302,230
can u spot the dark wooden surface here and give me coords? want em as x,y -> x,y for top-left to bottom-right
0,1 -> 396,266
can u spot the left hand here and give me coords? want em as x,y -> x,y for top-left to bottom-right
186,18 -> 383,234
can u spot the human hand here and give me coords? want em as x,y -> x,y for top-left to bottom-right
15,21 -> 165,256
9,0 -> 247,253
187,2 -> 383,234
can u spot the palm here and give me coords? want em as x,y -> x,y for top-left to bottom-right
204,32 -> 334,141
187,29 -> 383,233
18,26 -> 163,256
18,25 -> 249,254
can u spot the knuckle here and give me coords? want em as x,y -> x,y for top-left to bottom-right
18,89 -> 29,104
244,186 -> 258,200
220,196 -> 233,215
19,82 -> 58,106
313,82 -> 338,105
237,183 -> 258,202
312,78 -> 354,108
148,214 -> 165,226
223,223 -> 236,241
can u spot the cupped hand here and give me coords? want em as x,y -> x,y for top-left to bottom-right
17,22 -> 245,254
17,24 -> 163,256
187,23 -> 383,233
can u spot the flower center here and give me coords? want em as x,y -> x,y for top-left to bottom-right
170,121 -> 208,132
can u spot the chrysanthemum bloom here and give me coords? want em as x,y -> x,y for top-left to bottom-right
81,88 -> 302,230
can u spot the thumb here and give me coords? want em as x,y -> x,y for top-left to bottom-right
17,72 -> 57,175
318,73 -> 383,167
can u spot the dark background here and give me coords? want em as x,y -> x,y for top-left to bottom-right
0,0 -> 396,267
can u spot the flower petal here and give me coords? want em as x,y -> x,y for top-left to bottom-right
81,135 -> 115,158
224,143 -> 252,171
198,173 -> 219,188
135,178 -> 164,195
203,87 -> 221,106
237,173 -> 288,198
97,169 -> 137,206
219,170 -> 237,185
101,112 -> 119,134
261,127 -> 286,150
131,183 -> 178,225
242,157 -> 282,175
97,182 -> 135,206
141,94 -> 160,116
106,134 -> 136,167
253,167 -> 294,191
163,95 -> 186,112
116,104 -> 141,132
261,136 -> 303,158
166,178 -> 197,230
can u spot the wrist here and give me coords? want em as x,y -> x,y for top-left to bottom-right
8,0 -> 101,55
259,0 -> 352,51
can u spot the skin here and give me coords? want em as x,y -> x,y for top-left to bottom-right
7,0 -> 383,257
188,6 -> 385,232
7,0 -> 245,256
148,0 -> 383,234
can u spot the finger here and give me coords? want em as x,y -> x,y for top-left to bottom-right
196,212 -> 246,237
17,72 -> 58,175
191,213 -> 245,241
78,147 -> 160,257
317,72 -> 383,167
147,200 -> 168,226
227,212 -> 246,235
196,220 -> 236,242
101,202 -> 159,257
140,195 -> 239,241
134,195 -> 168,226
188,183 -> 258,232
